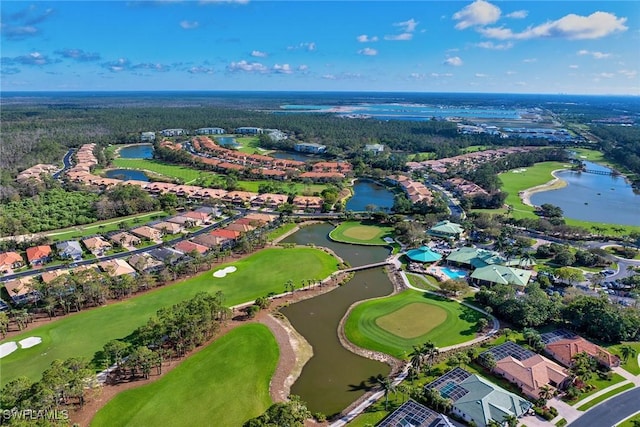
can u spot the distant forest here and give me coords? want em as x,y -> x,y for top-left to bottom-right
1,97 -> 638,185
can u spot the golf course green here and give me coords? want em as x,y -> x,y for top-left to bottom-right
0,247 -> 338,386
329,221 -> 394,245
344,290 -> 484,358
91,323 -> 278,427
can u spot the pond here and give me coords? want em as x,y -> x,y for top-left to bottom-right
280,223 -> 393,416
118,144 -> 153,159
105,169 -> 149,181
270,150 -> 319,162
214,136 -> 240,149
345,179 -> 395,212
530,161 -> 640,226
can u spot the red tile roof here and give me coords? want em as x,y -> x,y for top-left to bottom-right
26,245 -> 52,263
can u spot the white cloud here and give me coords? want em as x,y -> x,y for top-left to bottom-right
394,18 -> 419,33
618,69 -> 637,78
475,73 -> 489,78
358,47 -> 378,56
227,60 -> 267,73
506,70 -> 516,75
357,34 -> 378,43
251,50 -> 268,58
453,0 -> 501,30
598,72 -> 615,78
577,49 -> 611,59
384,33 -> 413,41
523,58 -> 537,63
187,66 -> 214,74
410,72 -> 425,80
431,72 -> 453,77
272,63 -> 292,74
287,42 -> 316,51
297,64 -> 308,71
569,64 -> 579,69
479,11 -> 627,40
475,41 -> 513,50
179,20 -> 199,29
506,10 -> 528,19
444,56 -> 463,66
322,74 -> 336,80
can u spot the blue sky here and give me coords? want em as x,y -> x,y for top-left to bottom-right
1,1 -> 638,94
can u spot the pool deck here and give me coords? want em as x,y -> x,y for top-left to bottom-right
427,265 -> 467,282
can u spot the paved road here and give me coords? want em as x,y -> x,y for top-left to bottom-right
52,148 -> 75,179
569,387 -> 640,427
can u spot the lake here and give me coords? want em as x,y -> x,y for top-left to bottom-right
530,161 -> 640,226
346,179 -> 395,212
118,144 -> 153,159
105,169 -> 149,181
280,223 -> 392,416
270,150 -> 319,162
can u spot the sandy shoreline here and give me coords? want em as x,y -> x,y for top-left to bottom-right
519,168 -> 568,207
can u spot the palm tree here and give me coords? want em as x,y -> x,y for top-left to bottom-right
374,375 -> 396,410
503,414 -> 518,427
619,344 -> 637,363
409,346 -> 424,376
538,384 -> 554,403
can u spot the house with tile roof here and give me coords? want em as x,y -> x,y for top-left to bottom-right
192,233 -> 227,249
0,252 -> 24,274
109,232 -> 141,248
4,277 -> 39,305
225,222 -> 255,234
82,236 -> 112,256
175,240 -> 209,255
545,336 -> 620,368
26,245 -> 52,266
128,253 -> 164,274
493,354 -> 570,400
40,269 -> 71,285
131,226 -> 163,242
98,259 -> 137,277
148,247 -> 185,265
183,210 -> 212,224
151,221 -> 184,235
426,367 -> 532,427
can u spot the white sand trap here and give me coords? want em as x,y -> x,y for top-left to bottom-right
0,342 -> 18,358
19,337 -> 42,349
213,266 -> 237,278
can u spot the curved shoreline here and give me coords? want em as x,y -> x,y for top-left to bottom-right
519,168 -> 569,208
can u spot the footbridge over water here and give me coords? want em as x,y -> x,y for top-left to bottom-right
340,260 -> 393,273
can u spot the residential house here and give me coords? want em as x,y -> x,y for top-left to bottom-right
128,253 -> 164,274
140,131 -> 156,142
251,193 -> 288,209
55,241 -> 84,262
17,164 -> 59,183
293,196 -> 324,211
244,213 -> 278,225
151,221 -> 183,235
193,206 -> 223,218
160,128 -> 186,137
41,269 -> 71,285
0,252 -> 24,274
225,222 -> 255,234
131,226 -> 163,242
209,229 -> 241,247
364,143 -> 384,154
4,277 -> 39,305
195,127 -> 225,135
470,265 -> 532,288
192,233 -> 226,249
428,220 -> 465,240
480,342 -> 570,400
234,127 -> 263,135
175,240 -> 209,255
222,191 -> 257,205
544,335 -> 620,368
183,210 -> 211,225
148,247 -> 185,265
98,259 -> 137,277
377,400 -> 454,427
167,215 -> 197,228
426,367 -> 532,427
109,232 -> 141,248
294,142 -> 326,154
82,236 -> 112,256
26,245 -> 52,267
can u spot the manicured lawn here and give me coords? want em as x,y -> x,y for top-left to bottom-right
376,303 -> 447,339
235,180 -> 327,195
91,324 -> 278,427
235,136 -> 272,154
576,382 -> 635,411
329,221 -> 394,246
406,273 -> 440,290
112,158 -> 215,184
344,290 -> 484,359
568,373 -> 626,404
618,413 -> 640,427
607,342 -> 640,375
0,247 -> 338,386
267,223 -> 298,241
46,211 -> 168,242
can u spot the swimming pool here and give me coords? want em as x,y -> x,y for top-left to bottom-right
440,266 -> 466,280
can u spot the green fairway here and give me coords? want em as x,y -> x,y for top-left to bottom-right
375,303 -> 447,339
329,221 -> 394,245
235,136 -> 273,154
91,323 -> 278,427
0,248 -> 338,386
344,290 -> 484,359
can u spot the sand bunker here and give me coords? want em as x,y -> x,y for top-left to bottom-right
0,342 -> 18,358
213,266 -> 237,278
19,337 -> 42,349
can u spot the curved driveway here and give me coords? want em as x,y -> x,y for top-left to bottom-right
569,387 -> 640,427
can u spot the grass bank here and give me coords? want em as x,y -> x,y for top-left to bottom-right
91,323 -> 278,427
0,247 -> 338,386
329,221 -> 394,246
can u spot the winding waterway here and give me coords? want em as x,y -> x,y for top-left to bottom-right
530,161 -> 640,226
280,224 -> 392,416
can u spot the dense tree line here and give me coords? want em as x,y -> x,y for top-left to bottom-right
590,125 -> 640,186
475,283 -> 640,343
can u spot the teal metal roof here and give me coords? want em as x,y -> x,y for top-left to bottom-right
470,265 -> 532,287
406,246 -> 443,263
